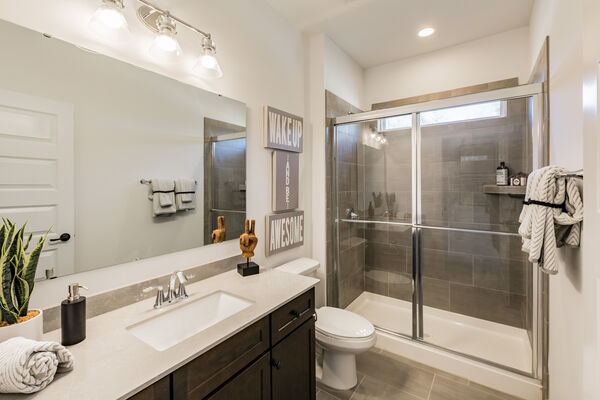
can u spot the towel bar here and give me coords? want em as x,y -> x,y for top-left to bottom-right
140,178 -> 197,184
554,169 -> 583,178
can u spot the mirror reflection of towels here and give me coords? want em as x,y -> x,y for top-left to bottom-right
150,179 -> 176,216
175,179 -> 196,211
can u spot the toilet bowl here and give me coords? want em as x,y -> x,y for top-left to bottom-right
275,258 -> 377,391
316,306 -> 376,390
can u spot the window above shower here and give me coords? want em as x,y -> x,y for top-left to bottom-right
378,100 -> 507,132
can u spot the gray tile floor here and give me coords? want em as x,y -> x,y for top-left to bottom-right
316,349 -> 523,400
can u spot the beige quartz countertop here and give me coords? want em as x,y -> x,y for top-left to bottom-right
2,268 -> 318,400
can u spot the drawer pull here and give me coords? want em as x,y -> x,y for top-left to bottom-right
271,359 -> 281,370
278,306 -> 312,332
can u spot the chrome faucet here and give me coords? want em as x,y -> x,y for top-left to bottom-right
166,270 -> 189,303
144,271 -> 191,309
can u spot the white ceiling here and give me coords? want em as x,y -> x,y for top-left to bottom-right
265,0 -> 534,68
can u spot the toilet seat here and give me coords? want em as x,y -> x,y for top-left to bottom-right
316,307 -> 375,339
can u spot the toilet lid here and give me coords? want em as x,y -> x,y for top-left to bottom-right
315,307 -> 375,338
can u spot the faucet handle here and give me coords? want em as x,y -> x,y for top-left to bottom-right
177,282 -> 189,300
143,286 -> 165,309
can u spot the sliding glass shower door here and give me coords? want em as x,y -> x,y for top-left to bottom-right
334,115 -> 414,338
333,86 -> 544,378
419,98 -> 536,374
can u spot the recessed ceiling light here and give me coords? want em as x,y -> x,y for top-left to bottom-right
418,27 -> 435,37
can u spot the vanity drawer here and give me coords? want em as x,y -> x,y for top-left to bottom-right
172,316 -> 270,400
270,288 -> 315,345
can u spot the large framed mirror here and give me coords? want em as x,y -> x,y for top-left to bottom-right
0,19 -> 246,279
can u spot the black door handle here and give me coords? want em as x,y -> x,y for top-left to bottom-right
50,233 -> 71,243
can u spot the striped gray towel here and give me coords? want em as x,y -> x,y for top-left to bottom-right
0,337 -> 74,394
518,166 -> 583,274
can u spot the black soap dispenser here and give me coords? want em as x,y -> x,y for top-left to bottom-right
61,283 -> 88,346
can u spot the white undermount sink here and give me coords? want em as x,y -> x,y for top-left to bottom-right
127,290 -> 254,351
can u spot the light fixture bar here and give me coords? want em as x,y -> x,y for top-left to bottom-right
136,0 -> 211,39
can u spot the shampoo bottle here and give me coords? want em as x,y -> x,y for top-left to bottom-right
496,162 -> 509,186
61,283 -> 88,346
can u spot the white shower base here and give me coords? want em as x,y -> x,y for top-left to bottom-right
347,291 -> 542,400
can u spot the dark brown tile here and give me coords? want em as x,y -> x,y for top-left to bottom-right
388,272 -> 413,301
473,256 -> 527,295
365,268 -> 388,296
423,277 -> 450,310
365,242 -> 407,273
422,229 -> 448,251
339,270 -> 364,308
421,249 -> 473,285
449,283 -> 525,328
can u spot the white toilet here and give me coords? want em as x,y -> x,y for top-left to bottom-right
276,258 -> 377,391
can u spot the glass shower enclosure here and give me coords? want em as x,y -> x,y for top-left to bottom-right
331,84 -> 545,379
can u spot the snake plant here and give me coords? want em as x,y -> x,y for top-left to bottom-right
0,218 -> 49,325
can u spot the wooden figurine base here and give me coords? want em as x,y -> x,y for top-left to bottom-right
237,261 -> 259,277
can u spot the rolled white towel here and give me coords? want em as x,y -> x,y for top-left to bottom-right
0,337 -> 74,394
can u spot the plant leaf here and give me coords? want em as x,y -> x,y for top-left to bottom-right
0,224 -> 21,324
19,229 -> 49,316
23,232 -> 33,253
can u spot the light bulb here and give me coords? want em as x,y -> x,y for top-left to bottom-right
89,0 -> 130,42
149,14 -> 181,64
193,36 -> 223,79
370,133 -> 376,139
418,27 -> 435,37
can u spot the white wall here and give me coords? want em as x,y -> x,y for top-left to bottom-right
364,27 -> 530,108
0,0 -> 311,309
529,0 -> 600,399
323,35 -> 366,111
308,33 -> 365,306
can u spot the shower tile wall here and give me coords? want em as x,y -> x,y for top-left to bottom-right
364,98 -> 533,329
203,138 -> 247,245
325,90 -> 364,308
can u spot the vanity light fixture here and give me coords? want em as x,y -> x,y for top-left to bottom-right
136,0 -> 223,78
88,0 -> 223,78
89,0 -> 130,42
418,27 -> 435,37
193,36 -> 223,79
148,13 -> 181,63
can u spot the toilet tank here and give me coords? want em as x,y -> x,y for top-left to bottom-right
275,257 -> 319,277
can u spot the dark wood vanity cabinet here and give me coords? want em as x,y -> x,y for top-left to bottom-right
271,318 -> 316,400
130,288 -> 315,400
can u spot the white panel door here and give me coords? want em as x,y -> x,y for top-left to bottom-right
0,89 -> 74,278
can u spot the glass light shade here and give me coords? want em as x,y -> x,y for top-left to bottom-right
149,31 -> 181,64
89,2 -> 130,42
193,49 -> 223,79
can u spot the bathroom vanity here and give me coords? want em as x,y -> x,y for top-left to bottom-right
131,288 -> 315,400
3,269 -> 318,400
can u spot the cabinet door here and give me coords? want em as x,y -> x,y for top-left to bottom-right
128,376 -> 170,400
207,353 -> 271,400
271,318 -> 315,400
173,317 -> 269,400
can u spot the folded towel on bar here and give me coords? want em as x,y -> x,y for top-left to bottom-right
175,178 -> 196,211
149,178 -> 176,217
518,166 -> 583,274
0,337 -> 74,394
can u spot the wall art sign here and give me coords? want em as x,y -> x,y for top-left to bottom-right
272,150 -> 299,212
265,211 -> 304,256
263,106 -> 303,153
